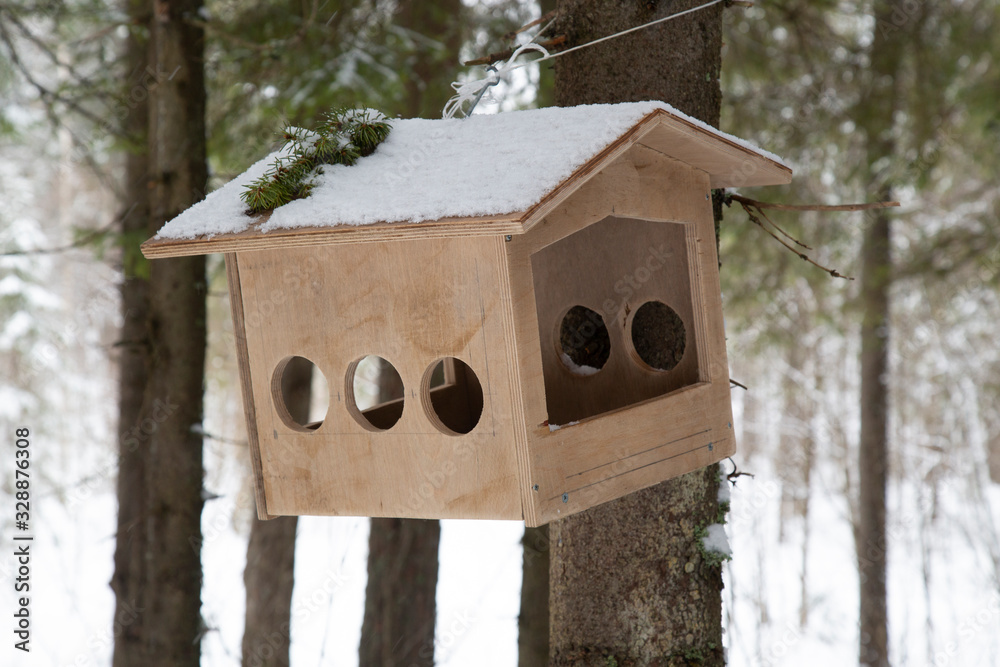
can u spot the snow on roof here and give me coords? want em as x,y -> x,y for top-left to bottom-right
153,101 -> 787,240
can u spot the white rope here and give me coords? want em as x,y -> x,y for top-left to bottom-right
442,41 -> 550,119
442,0 -> 727,118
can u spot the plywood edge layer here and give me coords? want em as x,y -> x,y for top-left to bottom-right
225,253 -> 273,520
142,214 -> 526,258
495,237 -> 538,525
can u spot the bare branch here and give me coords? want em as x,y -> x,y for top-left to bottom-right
0,206 -> 132,257
727,193 -> 900,213
501,9 -> 560,42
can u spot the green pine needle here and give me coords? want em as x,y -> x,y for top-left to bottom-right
241,107 -> 392,214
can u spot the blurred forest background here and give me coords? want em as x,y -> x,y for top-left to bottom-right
1,0 -> 999,665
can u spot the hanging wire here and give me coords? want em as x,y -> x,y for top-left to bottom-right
442,0 -> 727,118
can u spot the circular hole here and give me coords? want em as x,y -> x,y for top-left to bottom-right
422,358 -> 484,436
346,355 -> 404,431
271,356 -> 329,432
630,301 -> 686,371
557,305 -> 611,376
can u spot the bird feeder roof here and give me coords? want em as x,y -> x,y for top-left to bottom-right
141,101 -> 791,258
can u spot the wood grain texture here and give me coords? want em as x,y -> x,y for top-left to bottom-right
225,254 -> 272,520
236,237 -> 522,520
142,213 -> 524,259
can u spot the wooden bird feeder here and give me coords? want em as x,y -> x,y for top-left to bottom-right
142,102 -> 791,526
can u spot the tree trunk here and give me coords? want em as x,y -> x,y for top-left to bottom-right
856,3 -> 904,665
519,4 -> 557,662
519,524 -> 550,667
243,514 -> 299,667
144,0 -> 208,663
858,194 -> 891,667
242,359 -> 311,667
359,518 -> 441,666
111,1 -> 151,664
549,1 -> 727,664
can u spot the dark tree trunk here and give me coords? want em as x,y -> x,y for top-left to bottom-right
242,358 -> 311,667
549,1 -> 727,664
519,524 -> 550,667
858,191 -> 891,667
111,1 -> 151,664
519,4 -> 557,662
856,4 -> 904,665
242,515 -> 298,667
359,518 -> 441,666
144,0 -> 208,663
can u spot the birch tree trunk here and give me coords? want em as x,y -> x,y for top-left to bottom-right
144,0 -> 208,662
549,1 -> 727,664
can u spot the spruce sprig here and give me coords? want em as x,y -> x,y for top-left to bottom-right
241,108 -> 391,214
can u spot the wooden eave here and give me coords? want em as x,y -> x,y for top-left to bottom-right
141,109 -> 791,259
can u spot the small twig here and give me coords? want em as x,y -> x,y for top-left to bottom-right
501,9 -> 559,42
756,206 -> 812,250
464,36 -> 566,67
727,194 -> 900,213
723,192 -> 896,281
725,457 -> 755,486
198,429 -> 247,446
744,206 -> 853,279
729,378 -> 748,391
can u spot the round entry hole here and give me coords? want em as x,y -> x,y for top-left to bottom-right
557,305 -> 610,376
347,355 -> 404,431
423,358 -> 484,436
272,356 -> 329,432
630,301 -> 686,371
